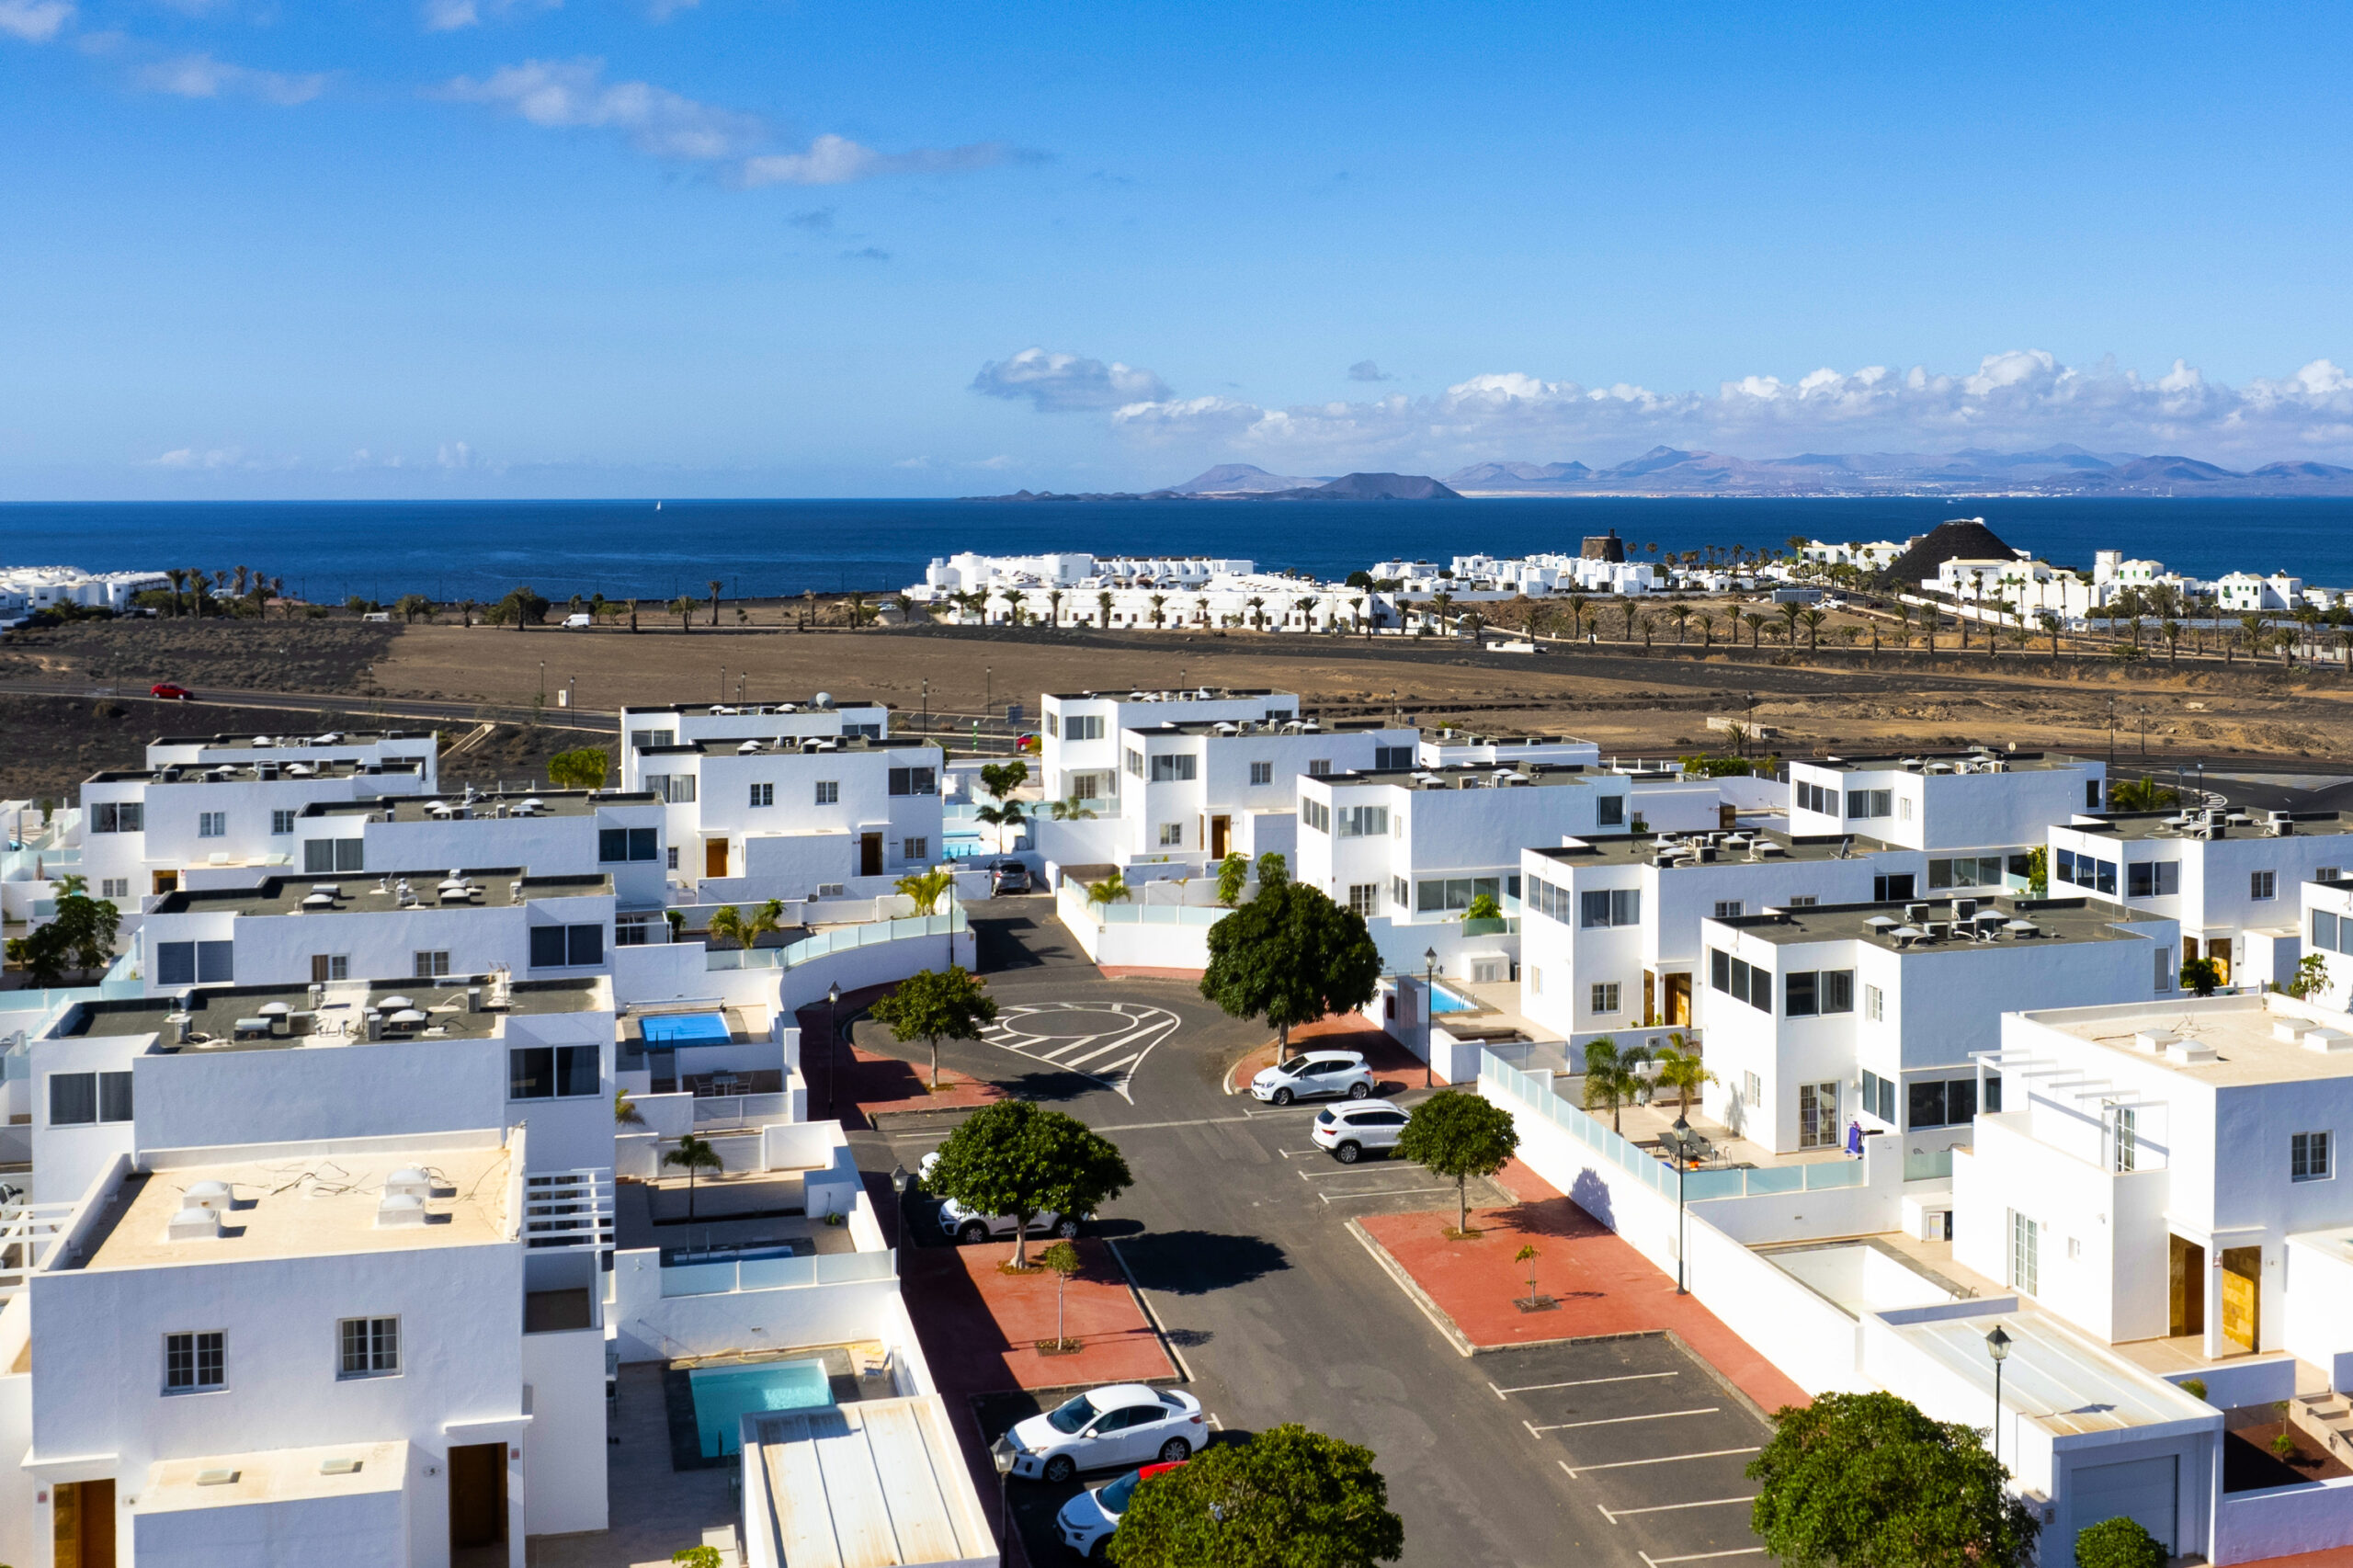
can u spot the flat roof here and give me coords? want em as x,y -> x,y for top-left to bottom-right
2026,993 -> 2353,1086
1129,717 -> 1410,738
1047,687 -> 1294,701
85,758 -> 427,786
640,734 -> 938,758
65,975 -> 609,1042
78,1142 -> 513,1270
1421,734 -> 1598,749
1719,895 -> 2147,952
1532,829 -> 1900,869
150,731 -> 435,749
149,869 -> 610,919
304,789 -> 659,822
2063,810 -> 2353,843
1800,749 -> 2092,775
142,1439 -> 408,1516
623,699 -> 887,717
1891,1308 -> 2213,1436
1326,762 -> 1608,790
748,1395 -> 995,1568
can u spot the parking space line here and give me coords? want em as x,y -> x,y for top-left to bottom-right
1638,1549 -> 1768,1567
1598,1495 -> 1756,1524
1084,1115 -> 1258,1133
1559,1447 -> 1759,1478
1525,1407 -> 1719,1436
1318,1186 -> 1458,1204
1295,1165 -> 1409,1180
1490,1371 -> 1679,1398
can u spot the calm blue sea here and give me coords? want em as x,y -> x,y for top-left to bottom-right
4,497 -> 2350,604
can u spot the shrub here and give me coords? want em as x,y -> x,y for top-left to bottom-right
2075,1515 -> 2165,1568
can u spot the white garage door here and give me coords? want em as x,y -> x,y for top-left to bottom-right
2073,1455 -> 2177,1553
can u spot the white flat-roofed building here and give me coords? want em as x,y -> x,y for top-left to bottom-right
741,1398 -> 996,1568
1416,732 -> 1603,769
1788,750 -> 2106,881
26,974 -> 622,1204
636,733 -> 945,898
3,1127 -> 610,1568
2302,875 -> 2353,1012
2048,808 -> 2353,988
79,756 -> 433,903
619,699 -> 889,783
1959,991 -> 2353,1378
1697,896 -> 2178,1157
146,728 -> 440,791
0,564 -> 173,617
133,869 -> 617,1000
1040,688 -> 1301,812
296,789 -> 670,911
1520,830 -> 1929,1039
1110,716 -> 1418,865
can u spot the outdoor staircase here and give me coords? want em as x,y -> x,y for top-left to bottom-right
2291,1390 -> 2353,1465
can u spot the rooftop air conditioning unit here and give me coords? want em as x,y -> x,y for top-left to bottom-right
375,1192 -> 428,1229
1954,899 -> 1977,920
2132,1028 -> 2177,1053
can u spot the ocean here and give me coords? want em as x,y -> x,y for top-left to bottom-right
5,496 -> 2351,605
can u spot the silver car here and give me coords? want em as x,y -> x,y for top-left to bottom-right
1313,1103 -> 1411,1163
1249,1049 -> 1374,1106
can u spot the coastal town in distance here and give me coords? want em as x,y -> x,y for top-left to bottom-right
6,512 -> 2353,1568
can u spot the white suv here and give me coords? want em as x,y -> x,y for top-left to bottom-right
1249,1050 -> 1375,1106
1312,1103 -> 1411,1163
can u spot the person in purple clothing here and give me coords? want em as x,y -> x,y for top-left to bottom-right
1846,1119 -> 1864,1157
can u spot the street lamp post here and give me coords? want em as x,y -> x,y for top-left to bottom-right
889,1162 -> 911,1272
1985,1324 -> 2013,1471
1423,948 -> 1438,1086
824,981 -> 841,1117
1661,1114 -> 1701,1294
989,1434 -> 1019,1566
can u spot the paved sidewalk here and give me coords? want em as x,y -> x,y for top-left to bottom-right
1356,1166 -> 1811,1419
902,1231 -> 1178,1394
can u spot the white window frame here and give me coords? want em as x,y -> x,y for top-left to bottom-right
271,809 -> 296,835
1864,983 -> 1884,1022
1590,982 -> 1620,1014
198,811 -> 226,838
2251,869 -> 2277,901
2009,1210 -> 2040,1295
1347,883 -> 1379,917
749,782 -> 774,808
165,1329 -> 226,1394
903,836 -> 928,862
1248,761 -> 1273,786
414,949 -> 451,979
337,1315 -> 400,1379
813,780 -> 839,805
2291,1131 -> 2333,1182
1158,822 -> 1183,846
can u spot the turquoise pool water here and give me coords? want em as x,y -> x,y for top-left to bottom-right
1429,982 -> 1481,1014
688,1358 -> 834,1456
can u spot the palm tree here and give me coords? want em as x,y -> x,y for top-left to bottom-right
1652,1040 -> 1713,1113
1349,595 -> 1367,636
706,579 -> 723,628
1565,592 -> 1589,645
1799,608 -> 1827,652
1045,589 -> 1064,628
1294,595 -> 1318,631
1693,609 -> 1714,647
1580,1037 -> 1652,1133
1245,595 -> 1267,631
615,1087 -> 647,1128
1777,600 -> 1802,646
1148,593 -> 1167,629
894,868 -> 955,915
165,568 -> 187,616
2159,619 -> 2182,666
1085,869 -> 1131,910
1667,603 -> 1693,643
1097,589 -> 1115,628
665,1132 -> 724,1221
2040,610 -> 2063,660
1740,610 -> 1767,649
1003,588 -> 1029,626
1048,792 -> 1098,821
668,596 -> 697,631
706,898 -> 785,951
846,591 -> 870,629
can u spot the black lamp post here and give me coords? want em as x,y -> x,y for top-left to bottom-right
1660,1114 -> 1701,1295
1985,1324 -> 2013,1471
1423,946 -> 1438,1086
989,1433 -> 1018,1566
889,1162 -> 911,1270
824,981 -> 841,1117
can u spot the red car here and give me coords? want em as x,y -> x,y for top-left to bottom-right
149,683 -> 196,701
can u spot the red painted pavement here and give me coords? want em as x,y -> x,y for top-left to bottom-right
795,983 -> 1006,1129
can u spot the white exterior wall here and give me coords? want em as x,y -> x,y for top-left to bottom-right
618,703 -> 888,790
2055,823 -> 2353,960
1041,691 -> 1298,804
1113,725 -> 1410,863
81,770 -> 429,896
648,743 -> 945,886
346,802 -> 669,909
1789,758 -> 2104,852
1299,775 -> 1614,924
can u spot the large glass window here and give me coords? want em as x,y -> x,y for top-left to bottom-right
530,924 -> 604,968
2009,1211 -> 2040,1295
509,1044 -> 601,1099
304,838 -> 365,873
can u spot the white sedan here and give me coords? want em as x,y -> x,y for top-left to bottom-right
1006,1384 -> 1204,1483
1057,1460 -> 1186,1562
1249,1049 -> 1375,1106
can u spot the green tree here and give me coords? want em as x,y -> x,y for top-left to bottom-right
1108,1423 -> 1404,1568
394,593 -> 434,624
1215,852 -> 1251,907
673,1543 -> 724,1567
2286,952 -> 2331,1000
2107,777 -> 2178,812
6,881 -> 121,985
2075,1517 -> 2166,1568
668,595 -> 697,631
546,746 -> 610,790
977,759 -> 1029,849
706,898 -> 785,952
1747,1391 -> 2039,1568
615,1087 -> 647,1127
869,964 -> 998,1090
1039,1238 -> 1083,1350
1086,869 -> 1132,909
1580,1036 -> 1652,1133
1048,791 -> 1098,821
926,1098 -> 1131,1267
499,584 -> 549,631
2182,956 -> 2222,996
1199,882 -> 1381,1053
2023,846 -> 2049,896
663,1132 -> 724,1221
1395,1089 -> 1519,1234
1254,851 -> 1288,891
1651,1038 -> 1713,1112
1464,892 -> 1502,921
894,868 -> 954,915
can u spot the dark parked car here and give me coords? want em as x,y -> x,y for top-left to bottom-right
990,860 -> 1033,895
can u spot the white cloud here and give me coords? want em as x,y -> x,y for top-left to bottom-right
1347,360 -> 1392,382
423,0 -> 479,29
441,57 -> 761,159
0,0 -> 71,42
972,347 -> 1172,413
1097,351 -> 2353,466
741,133 -> 1024,187
136,53 -> 329,105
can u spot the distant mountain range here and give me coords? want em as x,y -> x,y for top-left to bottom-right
971,467 -> 1463,502
1438,445 -> 2353,497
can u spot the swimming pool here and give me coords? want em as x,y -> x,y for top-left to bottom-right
642,1012 -> 732,1046
688,1358 -> 834,1457
1429,981 -> 1483,1014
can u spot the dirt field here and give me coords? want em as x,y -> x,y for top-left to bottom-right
0,618 -> 397,695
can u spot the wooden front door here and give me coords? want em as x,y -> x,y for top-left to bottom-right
449,1442 -> 506,1551
1209,815 -> 1231,858
859,832 -> 883,877
151,869 -> 177,895
2168,1234 -> 2205,1337
704,838 -> 728,879
1642,971 -> 1657,1026
2222,1246 -> 2261,1351
52,1478 -> 116,1568
1664,972 -> 1693,1026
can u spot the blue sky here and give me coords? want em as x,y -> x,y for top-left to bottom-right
5,0 -> 2353,497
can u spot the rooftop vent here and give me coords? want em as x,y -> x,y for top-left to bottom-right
196,1469 -> 241,1487
166,1202 -> 223,1242
2166,1040 -> 2222,1064
375,1191 -> 428,1229
383,1166 -> 434,1201
2273,1018 -> 2312,1044
2132,1029 -> 2179,1053
2302,1027 -> 2353,1054
319,1457 -> 363,1476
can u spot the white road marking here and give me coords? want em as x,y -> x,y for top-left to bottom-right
1490,1371 -> 1680,1398
1525,1408 -> 1720,1436
1294,1165 -> 1406,1180
1318,1186 -> 1457,1204
1602,1495 -> 1756,1522
1559,1447 -> 1759,1478
979,1001 -> 1180,1103
1639,1549 -> 1768,1566
1058,1040 -> 1131,1068
1083,1115 -> 1258,1133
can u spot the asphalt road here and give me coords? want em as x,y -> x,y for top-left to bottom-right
850,896 -> 1770,1568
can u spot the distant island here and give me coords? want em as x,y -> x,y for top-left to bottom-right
970,446 -> 2353,501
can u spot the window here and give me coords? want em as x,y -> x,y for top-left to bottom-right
2251,870 -> 2277,901
1063,715 -> 1104,742
1336,805 -> 1388,838
2292,1131 -> 2333,1182
1392,876 -> 1410,910
90,801 -> 144,833
1984,1072 -> 2002,1114
1860,1068 -> 1896,1122
1708,948 -> 1770,1010
1347,883 -> 1379,916
1249,761 -> 1274,786
748,782 -> 774,808
1821,970 -> 1854,1013
630,728 -> 676,750
1864,983 -> 1884,1021
1374,745 -> 1414,770
198,811 -> 226,838
312,953 -> 349,982
2086,779 -> 2102,808
646,774 -> 696,803
1847,790 -> 1892,819
1125,749 -> 1144,778
509,1044 -> 601,1099
887,767 -> 938,796
666,846 -> 679,870
1908,1075 -> 1979,1129
1796,780 -> 1842,817
100,877 -> 130,899
1046,713 -> 1058,737
904,836 -> 928,861
1158,822 -> 1184,846
1798,1082 -> 1838,1148
1596,795 -> 1625,827
2154,946 -> 2173,992
1713,900 -> 1745,919
50,1070 -> 132,1126
813,780 -> 839,805
154,940 -> 233,986
1307,759 -> 1333,778
1302,800 -> 1330,834
2111,1107 -> 2138,1173
1788,895 -> 1819,907
271,809 -> 296,835
1146,753 -> 1198,784
2010,1211 -> 2040,1295
599,826 -> 660,862
2318,910 -> 2344,954
1591,983 -> 1620,1013
1581,889 -> 1640,927
338,1316 -> 400,1378
2128,861 -> 2181,898
1069,773 -> 1100,801
1899,796 -> 1914,821
529,924 -> 603,968
1786,971 -> 1818,1017
415,949 -> 451,979
1928,856 -> 2007,890
1420,877 -> 1500,914
165,1331 -> 225,1393
1742,1071 -> 1761,1111
304,838 -> 365,873
1872,873 -> 1915,901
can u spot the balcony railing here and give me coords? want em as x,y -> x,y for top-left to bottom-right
658,1247 -> 896,1297
521,1168 -> 616,1252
